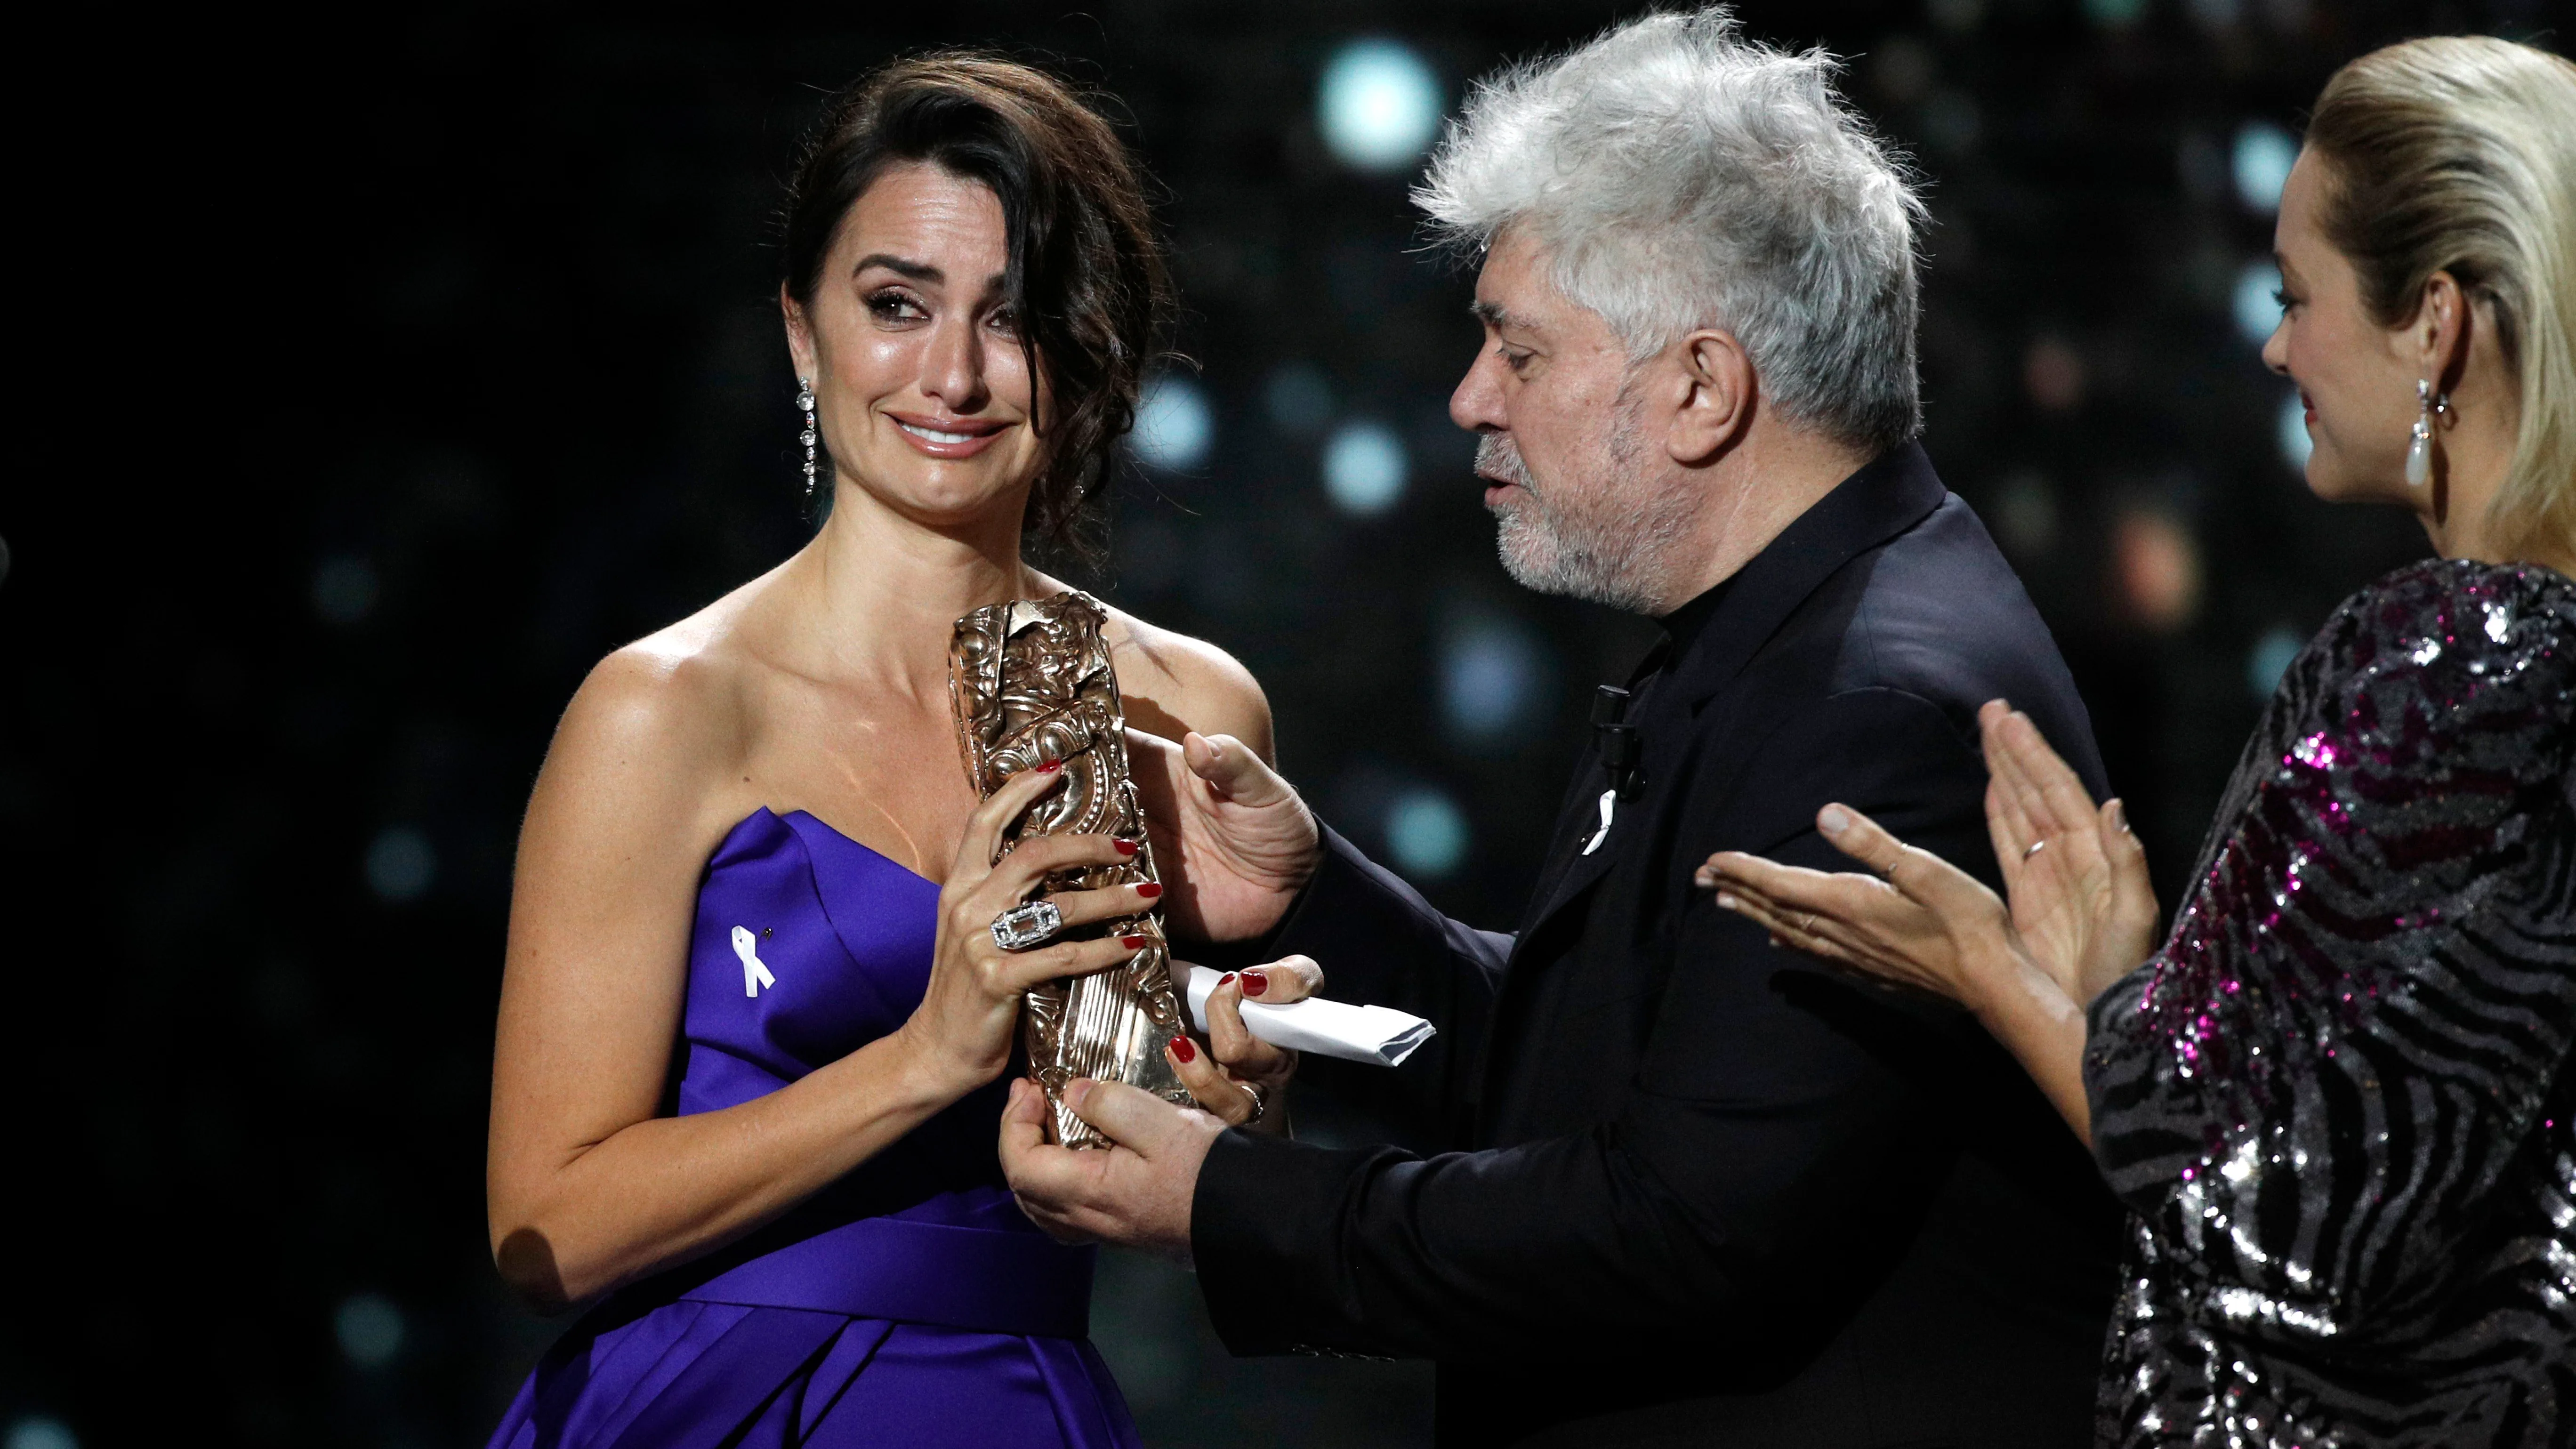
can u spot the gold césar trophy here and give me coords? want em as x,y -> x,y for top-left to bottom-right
949,591 -> 1195,1147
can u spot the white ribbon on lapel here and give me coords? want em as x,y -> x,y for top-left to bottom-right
731,926 -> 776,998
1580,788 -> 1617,856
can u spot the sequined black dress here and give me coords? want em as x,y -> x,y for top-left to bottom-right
2085,559 -> 2576,1447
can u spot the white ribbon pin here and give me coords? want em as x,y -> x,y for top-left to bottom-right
731,926 -> 776,998
1580,788 -> 1617,856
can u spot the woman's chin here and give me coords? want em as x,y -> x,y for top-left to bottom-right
2300,460 -> 2407,508
836,467 -> 1035,533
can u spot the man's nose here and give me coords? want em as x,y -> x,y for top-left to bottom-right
1450,349 -> 1506,434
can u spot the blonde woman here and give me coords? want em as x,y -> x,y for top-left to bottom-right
1701,36 -> 2576,1447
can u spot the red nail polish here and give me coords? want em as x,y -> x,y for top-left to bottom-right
1038,759 -> 1063,774
1135,881 -> 1162,899
1169,1034 -> 1196,1063
1218,973 -> 1235,985
1241,971 -> 1269,997
1121,934 -> 1147,949
1114,838 -> 1137,856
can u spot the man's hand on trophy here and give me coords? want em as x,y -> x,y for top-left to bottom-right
1126,728 -> 1320,943
1163,956 -> 1321,1136
1001,1076 -> 1217,1261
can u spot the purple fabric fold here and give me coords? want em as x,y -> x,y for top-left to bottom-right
675,1213 -> 1093,1338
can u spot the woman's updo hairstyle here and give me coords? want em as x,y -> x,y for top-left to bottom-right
2306,36 -> 2576,561
783,55 -> 1172,555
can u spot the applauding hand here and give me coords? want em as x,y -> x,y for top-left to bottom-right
1693,700 -> 2160,1140
1972,703 -> 2161,1004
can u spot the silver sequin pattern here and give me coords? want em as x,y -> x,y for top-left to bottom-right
2084,559 -> 2576,1447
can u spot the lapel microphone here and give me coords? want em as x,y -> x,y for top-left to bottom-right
1592,685 -> 1643,800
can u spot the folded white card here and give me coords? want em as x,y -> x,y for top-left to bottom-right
1181,963 -> 1436,1068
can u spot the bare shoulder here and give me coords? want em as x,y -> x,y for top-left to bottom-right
535,588 -> 765,839
1096,601 -> 1276,763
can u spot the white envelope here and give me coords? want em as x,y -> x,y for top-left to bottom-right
1180,963 -> 1436,1068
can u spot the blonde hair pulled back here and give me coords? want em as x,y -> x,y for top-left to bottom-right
2307,36 -> 2576,562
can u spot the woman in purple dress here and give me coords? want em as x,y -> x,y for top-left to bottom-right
1699,36 -> 2576,1448
483,56 -> 1302,1449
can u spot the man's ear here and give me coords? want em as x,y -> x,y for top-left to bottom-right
782,283 -> 818,380
1669,329 -> 1756,466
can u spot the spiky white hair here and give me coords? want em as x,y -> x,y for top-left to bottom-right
1417,7 -> 1927,451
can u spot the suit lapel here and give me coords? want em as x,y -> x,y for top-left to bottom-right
1507,444 -> 1948,953
1516,769 -> 1613,935
1511,635 -> 1673,941
1516,758 -> 1627,944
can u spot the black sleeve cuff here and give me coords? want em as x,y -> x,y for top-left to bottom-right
1266,823 -> 1487,1012
1191,1125 -> 1398,1356
1171,822 -> 1360,973
1264,821 -> 1367,958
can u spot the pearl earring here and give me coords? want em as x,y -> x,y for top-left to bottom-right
797,378 -> 820,497
2405,380 -> 2431,487
2404,378 -> 2452,488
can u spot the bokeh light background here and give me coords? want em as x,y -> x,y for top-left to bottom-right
4,0 -> 2559,1444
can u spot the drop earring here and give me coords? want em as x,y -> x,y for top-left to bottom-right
2404,378 -> 2450,488
797,378 -> 820,497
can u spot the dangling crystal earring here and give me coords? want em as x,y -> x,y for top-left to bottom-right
2402,378 -> 2454,488
797,378 -> 821,497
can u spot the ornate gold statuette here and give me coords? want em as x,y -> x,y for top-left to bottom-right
949,590 -> 1193,1147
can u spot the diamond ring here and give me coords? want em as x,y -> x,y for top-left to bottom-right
990,900 -> 1064,952
1238,1080 -> 1268,1128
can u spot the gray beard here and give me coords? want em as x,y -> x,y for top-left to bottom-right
1478,419 -> 1698,614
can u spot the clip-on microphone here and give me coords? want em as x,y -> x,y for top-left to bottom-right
1592,685 -> 1642,801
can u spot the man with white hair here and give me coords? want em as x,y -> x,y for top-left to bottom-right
1004,10 -> 2118,1443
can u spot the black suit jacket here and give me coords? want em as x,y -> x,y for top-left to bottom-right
1190,446 -> 2123,1448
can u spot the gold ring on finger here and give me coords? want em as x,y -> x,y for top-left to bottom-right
1238,1080 -> 1268,1127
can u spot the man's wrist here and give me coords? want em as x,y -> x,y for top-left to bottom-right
1183,834 -> 1328,962
1286,815 -> 1324,887
1236,824 -> 1324,937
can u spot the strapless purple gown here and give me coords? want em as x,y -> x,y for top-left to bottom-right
487,808 -> 1141,1449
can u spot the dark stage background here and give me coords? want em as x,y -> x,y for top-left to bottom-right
5,0 -> 2556,1444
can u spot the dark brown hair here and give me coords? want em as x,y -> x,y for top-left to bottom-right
783,55 -> 1172,555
